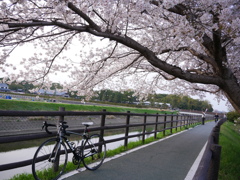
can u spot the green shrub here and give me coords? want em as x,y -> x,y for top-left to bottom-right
226,111 -> 240,123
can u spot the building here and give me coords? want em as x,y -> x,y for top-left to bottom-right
0,83 -> 10,92
36,89 -> 69,97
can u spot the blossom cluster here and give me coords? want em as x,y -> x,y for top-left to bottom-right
0,0 -> 239,104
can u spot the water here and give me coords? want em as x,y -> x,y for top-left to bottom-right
0,132 -> 150,180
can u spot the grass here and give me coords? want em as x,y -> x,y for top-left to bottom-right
0,99 -> 172,114
218,121 -> 240,180
9,124 -> 197,180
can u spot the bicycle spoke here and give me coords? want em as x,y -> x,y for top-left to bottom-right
82,134 -> 106,170
32,138 -> 68,180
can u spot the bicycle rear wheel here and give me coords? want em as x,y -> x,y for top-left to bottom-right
82,134 -> 106,170
32,138 -> 68,180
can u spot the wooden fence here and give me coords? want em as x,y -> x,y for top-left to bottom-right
0,108 -> 205,171
193,117 -> 227,180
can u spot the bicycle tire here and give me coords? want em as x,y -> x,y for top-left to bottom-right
32,138 -> 68,180
82,134 -> 106,170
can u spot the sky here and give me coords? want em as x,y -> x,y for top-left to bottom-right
157,89 -> 230,112
200,94 -> 230,112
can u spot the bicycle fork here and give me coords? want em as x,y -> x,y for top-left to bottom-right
49,141 -> 62,172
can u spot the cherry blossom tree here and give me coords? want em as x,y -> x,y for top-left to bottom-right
0,0 -> 239,112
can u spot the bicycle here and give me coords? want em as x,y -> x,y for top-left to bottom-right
32,121 -> 106,180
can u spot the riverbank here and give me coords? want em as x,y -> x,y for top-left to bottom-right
0,99 -> 172,114
0,98 -> 174,137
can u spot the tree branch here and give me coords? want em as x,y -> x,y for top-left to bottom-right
81,26 -> 224,86
67,2 -> 101,32
194,87 -> 221,94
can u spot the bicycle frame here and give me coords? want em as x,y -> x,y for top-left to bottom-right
54,123 -> 93,168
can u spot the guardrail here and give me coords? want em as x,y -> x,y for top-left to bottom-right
193,117 -> 227,180
0,108 -> 206,172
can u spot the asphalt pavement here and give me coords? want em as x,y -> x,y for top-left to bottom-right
61,121 -> 215,180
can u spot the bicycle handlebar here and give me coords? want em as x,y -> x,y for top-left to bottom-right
42,121 -> 70,135
42,121 -> 56,134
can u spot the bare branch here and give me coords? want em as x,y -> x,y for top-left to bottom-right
194,87 -> 221,94
34,33 -> 77,82
159,72 -> 176,80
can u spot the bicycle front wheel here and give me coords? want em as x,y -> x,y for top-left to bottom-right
32,138 -> 68,180
82,134 -> 106,170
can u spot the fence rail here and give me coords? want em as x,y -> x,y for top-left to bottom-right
0,108 -> 206,172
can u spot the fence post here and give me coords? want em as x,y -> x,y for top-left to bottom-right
170,113 -> 173,134
175,114 -> 178,132
54,107 -> 65,172
180,115 -> 182,130
187,115 -> 190,128
99,109 -> 106,153
163,113 -> 167,136
190,115 -> 192,126
183,114 -> 186,128
208,144 -> 222,180
100,109 -> 106,135
212,126 -> 220,144
124,111 -> 131,148
142,112 -> 147,143
58,107 -> 65,123
154,113 -> 159,139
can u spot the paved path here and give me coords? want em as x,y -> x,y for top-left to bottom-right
61,122 -> 215,180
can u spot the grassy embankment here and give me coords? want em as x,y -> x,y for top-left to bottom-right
0,99 -> 172,114
218,121 -> 240,180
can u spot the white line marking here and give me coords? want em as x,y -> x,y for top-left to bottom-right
184,142 -> 207,180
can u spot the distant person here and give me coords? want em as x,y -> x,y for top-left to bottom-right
214,113 -> 219,122
202,112 -> 206,125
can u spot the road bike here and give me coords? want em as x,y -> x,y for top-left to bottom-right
32,121 -> 106,180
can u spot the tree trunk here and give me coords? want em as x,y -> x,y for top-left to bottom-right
221,71 -> 240,113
